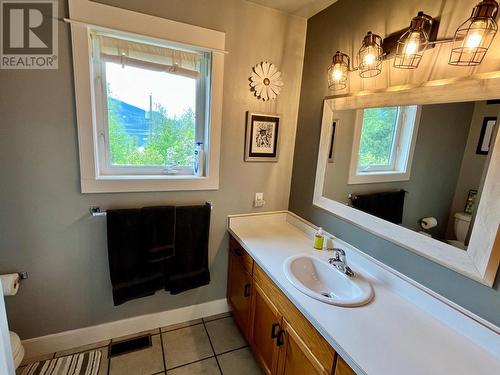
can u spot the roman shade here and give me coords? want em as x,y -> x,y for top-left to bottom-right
94,33 -> 201,79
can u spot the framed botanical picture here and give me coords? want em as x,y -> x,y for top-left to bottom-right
476,117 -> 497,155
245,112 -> 280,162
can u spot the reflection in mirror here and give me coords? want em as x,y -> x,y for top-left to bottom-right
323,100 -> 499,251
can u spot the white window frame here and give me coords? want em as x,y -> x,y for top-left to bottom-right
68,0 -> 225,193
348,105 -> 421,184
92,31 -> 211,177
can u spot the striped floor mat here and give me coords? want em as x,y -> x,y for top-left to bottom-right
20,350 -> 101,375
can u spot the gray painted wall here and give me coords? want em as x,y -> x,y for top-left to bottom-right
323,103 -> 474,239
447,101 -> 500,239
289,0 -> 500,326
322,110 -> 355,201
0,0 -> 306,339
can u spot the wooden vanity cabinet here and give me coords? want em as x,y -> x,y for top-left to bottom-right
227,252 -> 252,337
227,235 -> 356,375
227,237 -> 253,337
252,264 -> 336,374
249,282 -> 282,374
277,319 -> 330,375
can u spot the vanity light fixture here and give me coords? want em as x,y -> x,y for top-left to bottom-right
394,12 -> 433,69
328,51 -> 350,90
358,31 -> 383,78
449,0 -> 499,66
328,0 -> 499,90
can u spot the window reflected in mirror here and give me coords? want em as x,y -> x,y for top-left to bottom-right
358,106 -> 401,171
323,100 -> 499,250
348,105 -> 420,184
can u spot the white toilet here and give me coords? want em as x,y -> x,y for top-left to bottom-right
1,272 -> 25,369
10,331 -> 24,368
447,212 -> 472,250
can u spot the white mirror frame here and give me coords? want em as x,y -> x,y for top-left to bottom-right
313,72 -> 500,286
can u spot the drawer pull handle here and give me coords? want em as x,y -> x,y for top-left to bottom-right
244,283 -> 251,297
235,249 -> 244,256
271,323 -> 280,339
276,329 -> 285,347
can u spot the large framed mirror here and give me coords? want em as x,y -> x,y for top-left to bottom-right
313,73 -> 500,286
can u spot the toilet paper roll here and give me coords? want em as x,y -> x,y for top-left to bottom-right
1,274 -> 20,296
420,217 -> 438,230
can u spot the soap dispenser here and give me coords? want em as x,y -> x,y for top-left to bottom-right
313,227 -> 325,250
325,236 -> 335,251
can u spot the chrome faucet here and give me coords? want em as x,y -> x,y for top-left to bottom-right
328,248 -> 355,277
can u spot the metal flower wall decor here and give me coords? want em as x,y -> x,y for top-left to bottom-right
249,61 -> 283,101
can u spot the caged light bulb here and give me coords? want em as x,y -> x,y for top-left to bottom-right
332,64 -> 343,81
363,49 -> 376,66
464,20 -> 488,49
449,0 -> 499,66
404,32 -> 421,56
328,51 -> 349,90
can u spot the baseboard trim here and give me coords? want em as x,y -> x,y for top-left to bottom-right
22,298 -> 230,359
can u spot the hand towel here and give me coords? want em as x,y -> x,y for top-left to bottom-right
106,208 -> 164,305
142,206 -> 176,263
165,203 -> 211,294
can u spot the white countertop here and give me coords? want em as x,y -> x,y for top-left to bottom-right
228,212 -> 500,375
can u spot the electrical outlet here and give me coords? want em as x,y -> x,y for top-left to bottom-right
254,192 -> 265,207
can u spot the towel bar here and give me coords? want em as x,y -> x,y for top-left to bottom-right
89,201 -> 214,217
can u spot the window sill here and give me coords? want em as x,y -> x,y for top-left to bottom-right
82,175 -> 218,193
96,174 -> 204,180
348,170 -> 411,184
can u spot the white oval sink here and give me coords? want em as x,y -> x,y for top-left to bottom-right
283,255 -> 373,307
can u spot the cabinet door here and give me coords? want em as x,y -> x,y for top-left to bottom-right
227,253 -> 252,338
249,283 -> 282,375
277,319 -> 330,375
253,264 -> 335,371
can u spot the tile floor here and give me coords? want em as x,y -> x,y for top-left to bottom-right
17,312 -> 263,375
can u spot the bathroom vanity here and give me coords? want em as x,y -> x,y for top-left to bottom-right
227,212 -> 500,375
227,235 -> 342,375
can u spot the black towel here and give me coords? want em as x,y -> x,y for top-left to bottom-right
165,203 -> 211,294
351,190 -> 406,224
106,209 -> 165,306
142,206 -> 176,263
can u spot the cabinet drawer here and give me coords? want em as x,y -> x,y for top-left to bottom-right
230,236 -> 254,275
254,264 -> 335,372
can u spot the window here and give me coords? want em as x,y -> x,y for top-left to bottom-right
69,0 -> 225,192
92,32 -> 210,176
348,105 -> 421,184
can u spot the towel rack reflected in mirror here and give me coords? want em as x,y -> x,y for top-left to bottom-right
89,201 -> 214,217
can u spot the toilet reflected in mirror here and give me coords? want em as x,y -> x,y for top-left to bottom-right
448,212 -> 471,250
321,100 -> 499,251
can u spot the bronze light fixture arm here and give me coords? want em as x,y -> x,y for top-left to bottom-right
427,38 -> 457,46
